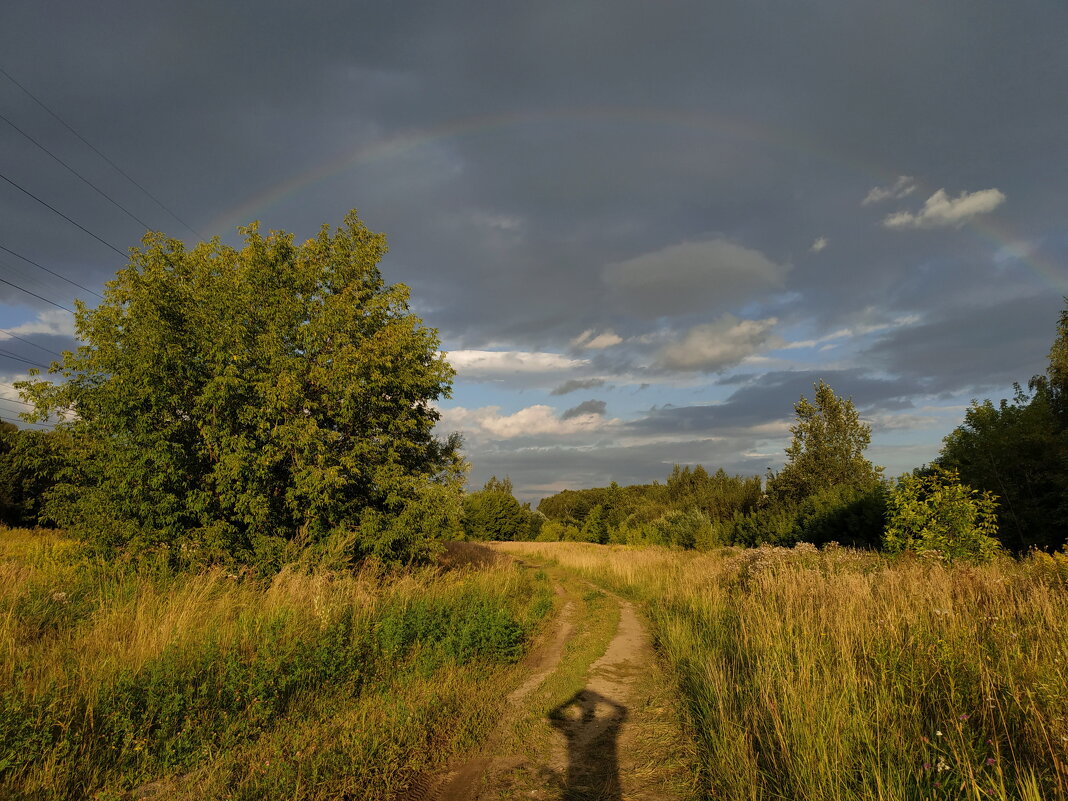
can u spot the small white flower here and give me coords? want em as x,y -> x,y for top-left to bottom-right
935,730 -> 943,737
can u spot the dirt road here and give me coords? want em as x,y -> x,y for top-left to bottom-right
427,555 -> 693,801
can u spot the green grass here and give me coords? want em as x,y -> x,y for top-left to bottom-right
0,528 -> 553,800
499,541 -> 1068,801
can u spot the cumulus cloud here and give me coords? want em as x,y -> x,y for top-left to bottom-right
561,399 -> 607,420
571,329 -> 623,349
810,236 -> 829,253
883,188 -> 1006,229
862,175 -> 918,205
439,403 -> 617,440
550,378 -> 606,395
603,239 -> 789,318
654,315 -> 780,373
447,349 -> 589,376
1,310 -> 77,339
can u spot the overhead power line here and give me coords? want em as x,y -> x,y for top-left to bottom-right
0,243 -> 103,298
0,347 -> 49,370
0,415 -> 55,431
0,65 -> 201,239
0,170 -> 127,258
0,325 -> 64,358
0,267 -> 75,312
0,395 -> 37,409
0,109 -> 156,232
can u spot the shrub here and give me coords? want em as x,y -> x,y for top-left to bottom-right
883,467 -> 1002,561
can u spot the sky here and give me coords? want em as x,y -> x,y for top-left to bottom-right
1,1 -> 1066,502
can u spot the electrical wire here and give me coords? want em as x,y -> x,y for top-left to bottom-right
0,415 -> 55,430
0,269 -> 75,312
0,326 -> 64,358
0,65 -> 202,239
0,170 -> 127,259
0,243 -> 103,299
0,348 -> 49,369
0,109 -> 156,233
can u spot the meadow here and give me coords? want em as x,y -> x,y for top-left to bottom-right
0,529 -> 553,800
498,541 -> 1068,801
5,525 -> 1068,801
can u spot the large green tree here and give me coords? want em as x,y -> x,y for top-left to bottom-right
768,380 -> 883,504
18,211 -> 461,565
938,302 -> 1068,551
462,476 -> 531,541
0,423 -> 68,528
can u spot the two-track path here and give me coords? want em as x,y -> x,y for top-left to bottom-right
422,549 -> 693,801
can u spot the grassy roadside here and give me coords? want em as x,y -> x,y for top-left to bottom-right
500,541 -> 1068,801
0,530 -> 554,800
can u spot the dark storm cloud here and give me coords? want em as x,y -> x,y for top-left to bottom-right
862,293 -> 1060,395
3,0 -> 1063,346
630,370 -> 923,436
550,378 -> 606,396
561,399 -> 606,420
2,0 -> 1066,490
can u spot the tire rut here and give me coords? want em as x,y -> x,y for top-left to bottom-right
423,560 -> 690,801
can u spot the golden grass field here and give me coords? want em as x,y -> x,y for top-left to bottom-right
3,528 -> 1067,800
497,541 -> 1068,801
0,530 -> 553,800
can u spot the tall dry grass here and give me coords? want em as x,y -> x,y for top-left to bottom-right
0,529 -> 552,800
499,541 -> 1068,801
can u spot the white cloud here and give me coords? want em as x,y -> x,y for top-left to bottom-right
810,236 -> 829,253
1,310 -> 76,339
780,313 -> 921,350
447,349 -> 589,376
862,175 -> 917,205
603,238 -> 789,318
439,403 -> 617,440
655,315 -> 780,372
572,329 -> 622,349
883,188 -> 1006,229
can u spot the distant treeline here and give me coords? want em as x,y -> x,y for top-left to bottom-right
463,302 -> 1068,556
4,265 -> 1068,561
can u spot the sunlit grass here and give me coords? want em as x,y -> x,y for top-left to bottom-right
0,529 -> 553,800
498,541 -> 1068,801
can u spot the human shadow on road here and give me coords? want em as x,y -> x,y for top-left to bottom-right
549,689 -> 627,801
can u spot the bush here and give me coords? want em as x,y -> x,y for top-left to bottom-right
883,467 -> 1002,562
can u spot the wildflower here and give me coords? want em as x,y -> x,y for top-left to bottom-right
934,781 -> 942,788
923,763 -> 932,771
986,758 -> 996,766
935,730 -> 943,737
936,758 -> 949,773
958,714 -> 969,721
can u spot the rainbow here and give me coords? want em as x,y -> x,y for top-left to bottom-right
206,106 -> 1066,292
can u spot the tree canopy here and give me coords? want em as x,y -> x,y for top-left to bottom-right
18,211 -> 461,565
938,301 -> 1068,551
767,380 -> 882,504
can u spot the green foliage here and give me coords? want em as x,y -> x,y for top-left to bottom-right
938,301 -> 1068,552
767,380 -> 882,505
579,504 -> 609,544
0,424 -> 68,528
939,389 -> 1065,551
666,465 -> 762,521
0,548 -> 552,798
462,476 -> 533,541
884,467 -> 1002,561
17,212 -> 460,566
